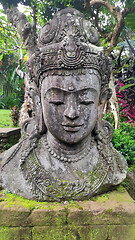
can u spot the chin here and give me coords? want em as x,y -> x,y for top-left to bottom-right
57,132 -> 89,145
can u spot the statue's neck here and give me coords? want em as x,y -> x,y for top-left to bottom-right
46,132 -> 92,156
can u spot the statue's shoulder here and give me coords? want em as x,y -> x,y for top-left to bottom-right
0,139 -> 34,198
111,144 -> 128,172
0,135 -> 44,171
0,142 -> 21,168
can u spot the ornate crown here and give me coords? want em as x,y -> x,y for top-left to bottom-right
27,7 -> 112,89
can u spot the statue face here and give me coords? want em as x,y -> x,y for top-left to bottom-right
41,73 -> 100,144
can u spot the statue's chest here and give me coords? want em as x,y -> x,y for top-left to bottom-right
21,148 -> 110,201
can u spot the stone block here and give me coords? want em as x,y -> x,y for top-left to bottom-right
0,188 -> 135,240
27,207 -> 67,226
0,227 -> 31,240
108,225 -> 135,240
67,189 -> 135,226
68,208 -> 135,226
32,225 -> 108,240
0,128 -> 21,150
0,204 -> 30,227
0,128 -> 21,138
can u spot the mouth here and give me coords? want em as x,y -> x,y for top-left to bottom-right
62,124 -> 83,132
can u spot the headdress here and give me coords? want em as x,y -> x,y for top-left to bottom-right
27,7 -> 112,91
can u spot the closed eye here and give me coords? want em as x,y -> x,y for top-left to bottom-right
80,100 -> 94,105
49,101 -> 64,105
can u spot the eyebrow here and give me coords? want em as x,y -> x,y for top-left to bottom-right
45,87 -> 99,95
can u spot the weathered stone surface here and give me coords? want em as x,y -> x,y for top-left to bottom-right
124,170 -> 135,200
27,207 -> 67,226
0,128 -> 21,137
0,189 -> 135,239
32,224 -> 135,240
0,227 -> 31,240
68,206 -> 135,226
0,204 -> 30,227
32,226 -> 108,240
67,188 -> 135,226
108,225 -> 135,240
0,128 -> 21,152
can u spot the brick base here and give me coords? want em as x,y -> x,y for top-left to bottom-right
0,187 -> 135,240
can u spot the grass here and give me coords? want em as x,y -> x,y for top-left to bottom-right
0,109 -> 16,128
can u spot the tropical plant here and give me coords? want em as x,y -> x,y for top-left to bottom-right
0,53 -> 25,109
0,7 -> 26,109
112,122 -> 135,167
116,77 -> 135,124
113,45 -> 135,124
0,7 -> 24,59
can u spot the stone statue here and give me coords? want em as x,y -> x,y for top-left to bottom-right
0,7 -> 127,202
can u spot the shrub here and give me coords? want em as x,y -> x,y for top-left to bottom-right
115,78 -> 135,124
112,122 -> 135,167
113,55 -> 135,124
0,93 -> 22,109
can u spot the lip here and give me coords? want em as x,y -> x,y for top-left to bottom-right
62,124 -> 83,132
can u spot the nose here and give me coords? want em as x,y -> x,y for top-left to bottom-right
64,100 -> 79,120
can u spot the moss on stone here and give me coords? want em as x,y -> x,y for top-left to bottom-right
0,190 -> 61,211
0,227 -> 31,240
108,225 -> 135,240
115,185 -> 126,193
27,208 -> 67,226
0,188 -> 135,239
91,193 -> 110,202
90,185 -> 134,203
32,225 -> 109,240
69,200 -> 83,210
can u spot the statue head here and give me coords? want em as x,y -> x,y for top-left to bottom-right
24,7 -> 112,143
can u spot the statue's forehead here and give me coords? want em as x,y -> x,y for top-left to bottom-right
42,74 -> 100,93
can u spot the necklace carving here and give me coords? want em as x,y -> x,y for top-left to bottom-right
21,135 -> 110,201
43,135 -> 95,163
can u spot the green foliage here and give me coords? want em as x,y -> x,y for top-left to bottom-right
117,39 -> 135,48
0,8 -> 25,109
3,142 -> 13,150
0,8 -> 24,56
0,54 -> 25,109
124,0 -> 135,31
0,0 -> 32,8
125,12 -> 135,32
97,5 -> 117,34
112,49 -> 135,123
112,122 -> 135,167
0,94 -> 21,109
103,112 -> 115,127
33,0 -> 85,27
0,109 -> 15,127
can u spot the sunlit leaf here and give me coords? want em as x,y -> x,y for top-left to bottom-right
119,84 -> 135,91
0,54 -> 3,61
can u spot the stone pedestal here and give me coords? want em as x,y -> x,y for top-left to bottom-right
0,186 -> 135,240
0,128 -> 21,152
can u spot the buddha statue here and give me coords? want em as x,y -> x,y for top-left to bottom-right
0,7 -> 127,201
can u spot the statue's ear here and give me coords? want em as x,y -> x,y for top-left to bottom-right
31,82 -> 46,135
99,86 -> 112,105
39,106 -> 47,134
97,87 -> 112,127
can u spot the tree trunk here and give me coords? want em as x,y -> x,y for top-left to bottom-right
4,7 -> 37,59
